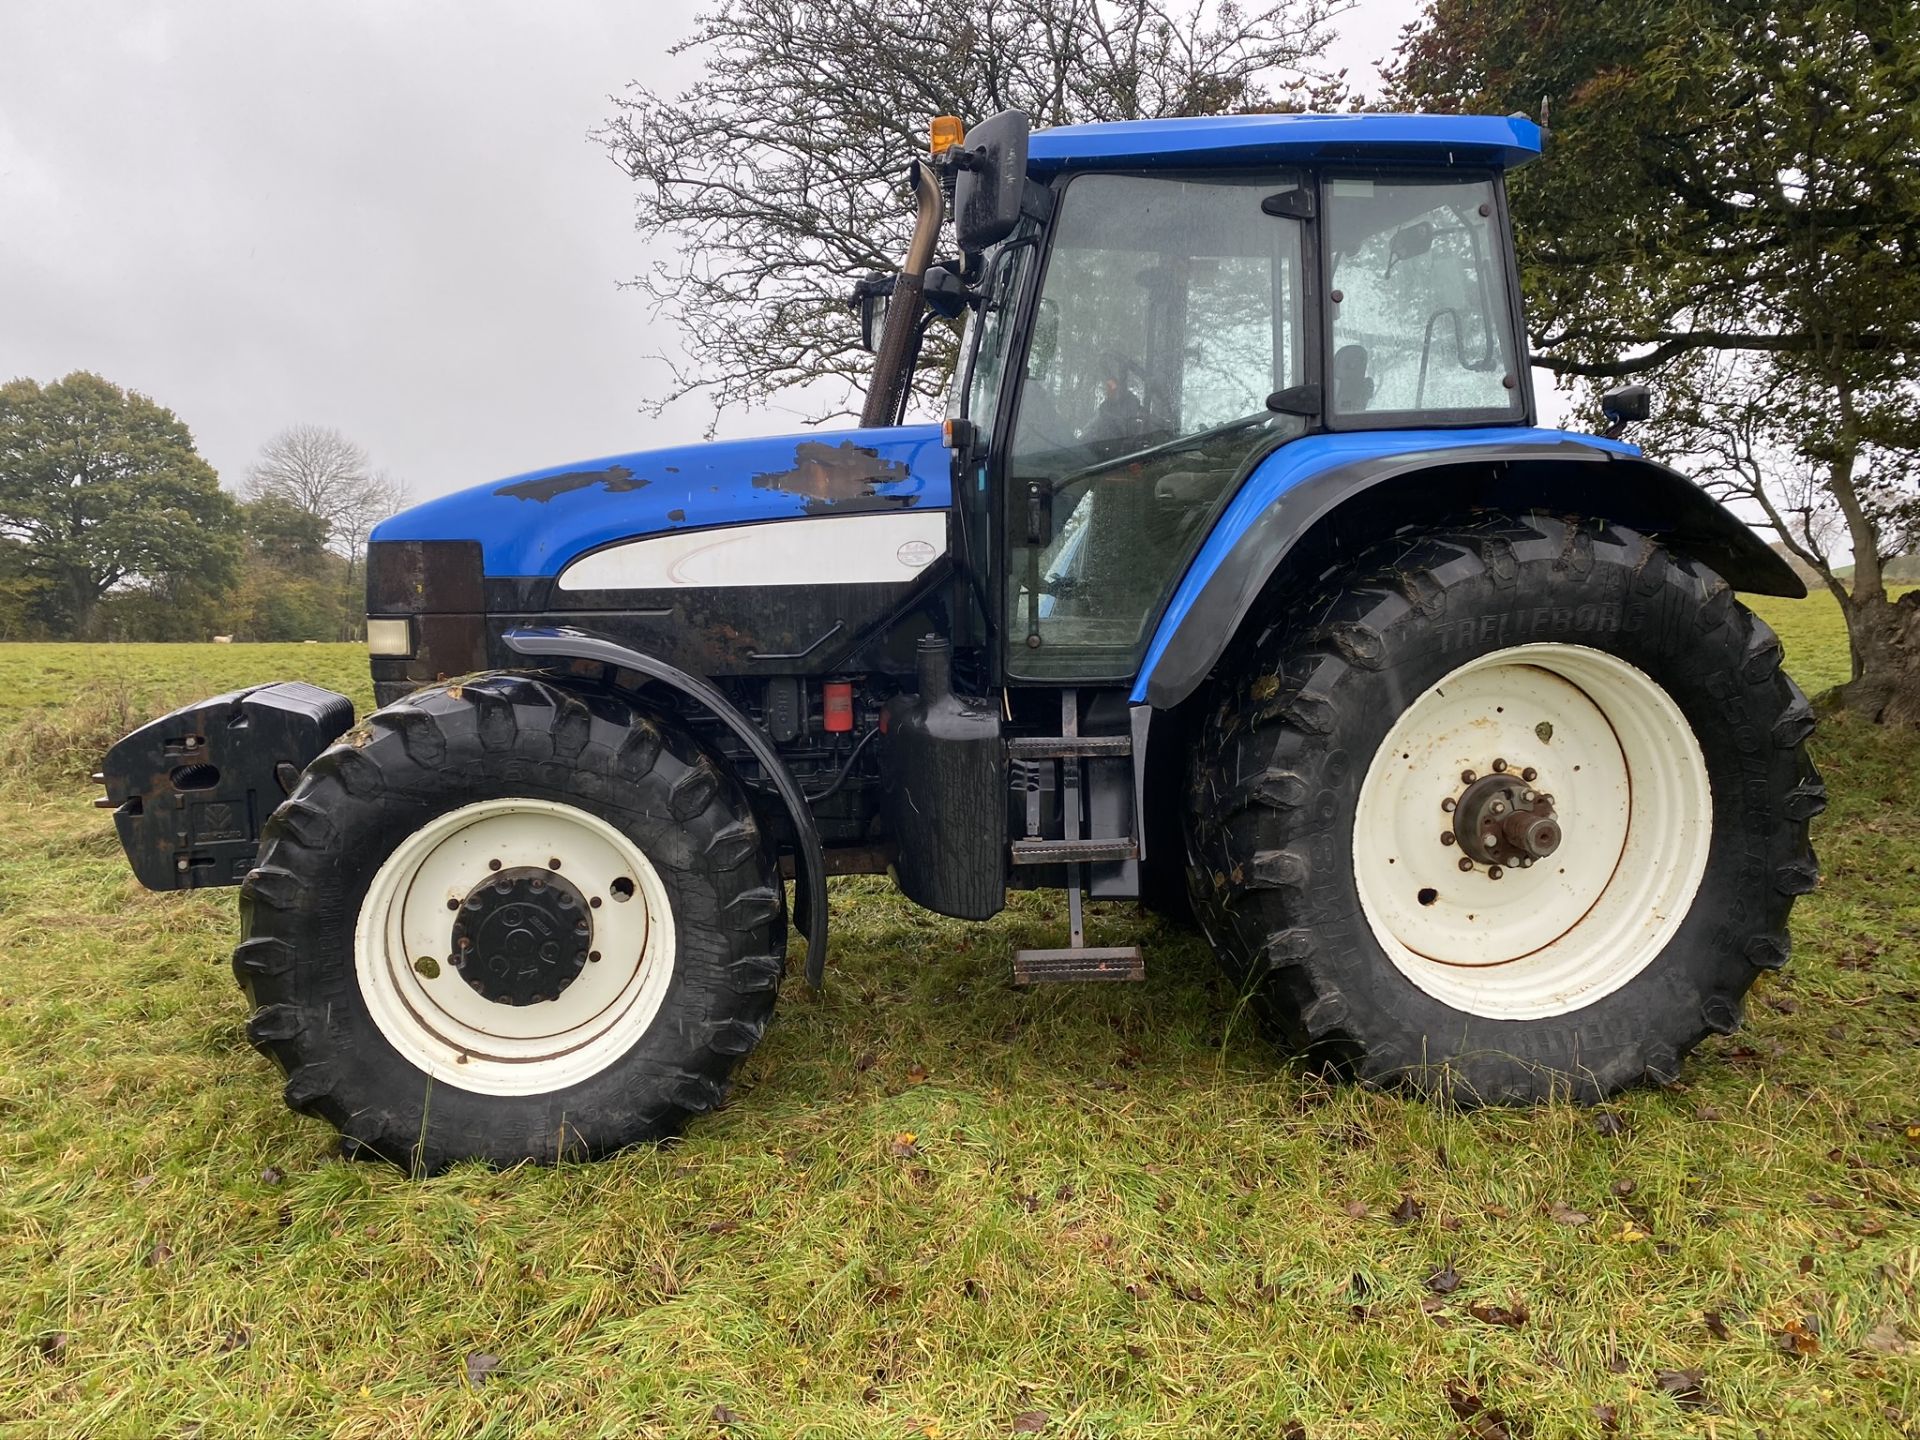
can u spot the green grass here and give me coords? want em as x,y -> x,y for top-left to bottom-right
0,599 -> 1916,1439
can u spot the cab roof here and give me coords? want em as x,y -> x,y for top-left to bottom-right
1026,113 -> 1542,174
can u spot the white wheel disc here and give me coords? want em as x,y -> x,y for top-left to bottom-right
1352,643 -> 1712,1020
355,797 -> 677,1096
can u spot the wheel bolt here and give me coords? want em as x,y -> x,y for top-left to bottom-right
1441,831 -> 1456,846
1492,757 -> 1508,773
488,858 -> 502,871
445,897 -> 459,911
1488,865 -> 1504,880
1457,857 -> 1474,872
1441,797 -> 1457,813
1521,767 -> 1538,782
1461,769 -> 1477,784
548,857 -> 562,870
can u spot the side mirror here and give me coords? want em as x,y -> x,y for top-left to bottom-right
954,110 -> 1031,253
849,271 -> 893,353
1600,382 -> 1652,438
922,259 -> 969,320
1386,220 -> 1436,277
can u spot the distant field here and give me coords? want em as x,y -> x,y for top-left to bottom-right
0,594 -> 1915,1438
0,642 -> 373,723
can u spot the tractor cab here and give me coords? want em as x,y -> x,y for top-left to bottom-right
931,119 -> 1532,686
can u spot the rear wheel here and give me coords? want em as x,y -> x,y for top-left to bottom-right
237,674 -> 786,1169
1185,513 -> 1823,1103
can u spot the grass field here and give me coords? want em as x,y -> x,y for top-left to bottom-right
0,594 -> 1915,1439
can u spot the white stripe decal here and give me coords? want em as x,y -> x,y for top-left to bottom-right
556,510 -> 948,591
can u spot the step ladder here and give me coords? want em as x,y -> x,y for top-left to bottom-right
1010,690 -> 1145,984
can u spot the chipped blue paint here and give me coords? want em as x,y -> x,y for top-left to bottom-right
372,424 -> 950,578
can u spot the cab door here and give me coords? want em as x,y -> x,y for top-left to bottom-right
996,171 -> 1312,684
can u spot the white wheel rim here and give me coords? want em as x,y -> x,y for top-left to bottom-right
1352,643 -> 1711,1020
355,797 -> 677,1096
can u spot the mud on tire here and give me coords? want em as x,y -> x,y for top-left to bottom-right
1184,512 -> 1822,1103
235,674 -> 786,1169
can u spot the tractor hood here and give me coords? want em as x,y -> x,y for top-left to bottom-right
372,424 -> 951,579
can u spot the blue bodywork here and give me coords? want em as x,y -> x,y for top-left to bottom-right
372,424 -> 949,578
1129,427 -> 1637,703
1027,113 -> 1543,174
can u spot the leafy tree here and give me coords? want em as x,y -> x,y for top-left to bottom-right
244,425 -> 407,639
0,372 -> 240,639
230,496 -> 349,641
1389,0 -> 1920,723
599,0 -> 1345,424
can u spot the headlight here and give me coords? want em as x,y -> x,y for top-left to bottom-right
366,618 -> 413,657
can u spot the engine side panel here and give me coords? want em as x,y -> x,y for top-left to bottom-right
371,424 -> 950,579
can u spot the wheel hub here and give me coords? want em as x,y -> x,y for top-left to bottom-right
450,866 -> 592,1006
1452,765 -> 1561,873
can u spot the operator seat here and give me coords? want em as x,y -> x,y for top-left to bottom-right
1334,344 -> 1375,412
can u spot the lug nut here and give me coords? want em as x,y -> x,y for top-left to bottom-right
488,858 -> 502,871
1492,758 -> 1508,773
1441,797 -> 1457,813
1488,865 -> 1504,880
1461,769 -> 1477,784
1521,767 -> 1538,782
1458,857 -> 1474,872
548,857 -> 562,870
1442,831 -> 1457,846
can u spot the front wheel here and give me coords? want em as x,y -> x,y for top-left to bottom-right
236,675 -> 786,1169
1185,513 -> 1823,1103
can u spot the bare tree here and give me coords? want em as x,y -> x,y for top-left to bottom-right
245,425 -> 409,639
599,0 -> 1347,427
1647,353 -> 1920,722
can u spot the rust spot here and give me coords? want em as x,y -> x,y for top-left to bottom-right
752,440 -> 912,510
495,464 -> 648,502
667,508 -> 686,522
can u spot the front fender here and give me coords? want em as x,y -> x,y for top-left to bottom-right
1134,431 -> 1804,710
501,626 -> 831,987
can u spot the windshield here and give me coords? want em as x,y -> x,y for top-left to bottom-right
1324,174 -> 1522,419
1004,171 -> 1308,679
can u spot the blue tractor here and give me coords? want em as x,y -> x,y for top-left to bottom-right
101,111 -> 1821,1168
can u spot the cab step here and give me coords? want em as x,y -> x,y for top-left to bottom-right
1010,837 -> 1138,865
1007,734 -> 1133,759
1012,946 -> 1146,985
1010,689 -> 1145,985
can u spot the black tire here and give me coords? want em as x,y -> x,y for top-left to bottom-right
1185,512 -> 1823,1104
235,674 -> 785,1169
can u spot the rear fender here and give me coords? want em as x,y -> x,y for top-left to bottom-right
1134,438 -> 1804,711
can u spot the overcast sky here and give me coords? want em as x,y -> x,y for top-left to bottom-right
1,0 -> 1431,502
